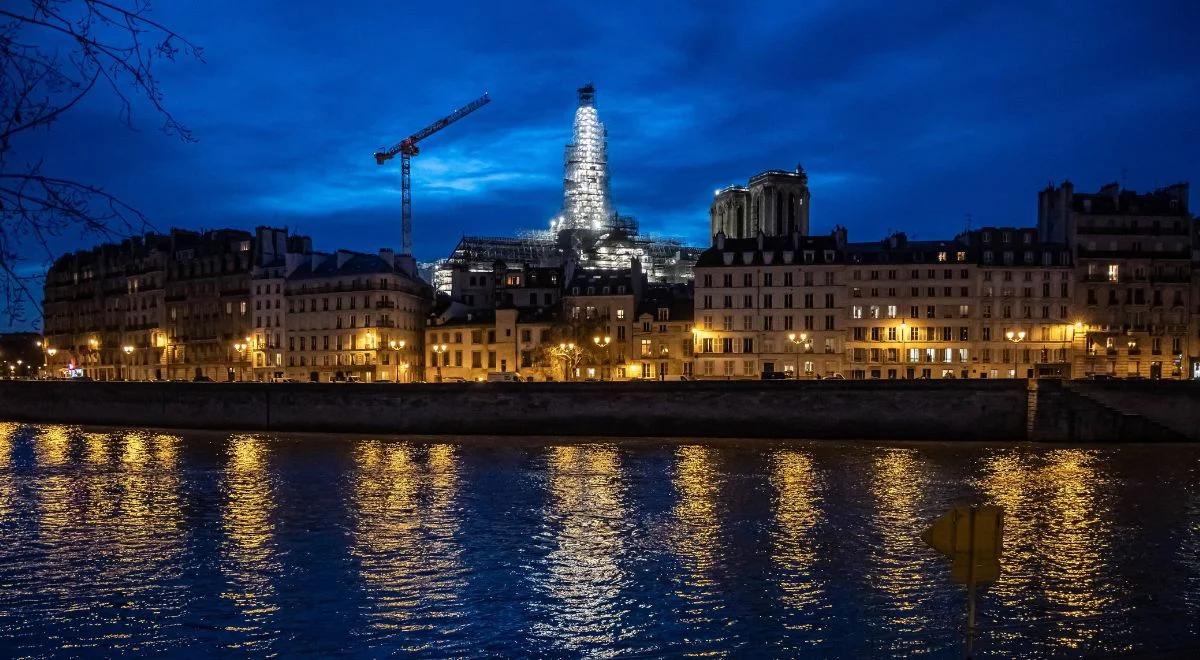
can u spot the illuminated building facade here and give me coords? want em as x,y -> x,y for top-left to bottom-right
44,228 -> 429,382
631,284 -> 695,380
1039,182 -> 1197,378
280,248 -> 428,382
694,230 -> 848,379
43,229 -> 254,381
423,307 -> 559,382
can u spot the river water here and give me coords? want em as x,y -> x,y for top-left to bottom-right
0,422 -> 1197,657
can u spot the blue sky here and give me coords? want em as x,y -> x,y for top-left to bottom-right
14,0 -> 1200,275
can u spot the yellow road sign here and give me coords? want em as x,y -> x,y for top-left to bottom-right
922,505 -> 1003,586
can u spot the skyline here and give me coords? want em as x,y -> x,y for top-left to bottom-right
8,1 -> 1200,325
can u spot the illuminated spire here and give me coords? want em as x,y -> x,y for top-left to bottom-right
556,83 -> 612,232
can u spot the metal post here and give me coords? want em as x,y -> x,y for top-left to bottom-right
400,152 -> 412,255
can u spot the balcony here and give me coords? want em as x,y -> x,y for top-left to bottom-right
375,300 -> 396,309
1076,225 -> 1190,236
1076,248 -> 1191,260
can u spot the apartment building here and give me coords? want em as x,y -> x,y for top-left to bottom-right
282,249 -> 427,382
425,261 -> 565,381
1040,182 -> 1196,378
562,265 -> 641,379
967,227 -> 1074,378
693,230 -> 847,380
843,234 -> 977,380
423,307 -> 559,382
630,284 -> 695,380
44,229 -> 255,381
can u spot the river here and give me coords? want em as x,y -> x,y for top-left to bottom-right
0,422 -> 1197,657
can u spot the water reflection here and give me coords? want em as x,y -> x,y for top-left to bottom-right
1040,450 -> 1118,649
0,422 -> 16,521
978,449 -> 1122,653
532,445 -> 631,653
351,441 -> 466,650
221,434 -> 280,651
670,444 -> 729,651
769,449 -> 826,642
1,424 -> 1198,657
867,448 -> 937,652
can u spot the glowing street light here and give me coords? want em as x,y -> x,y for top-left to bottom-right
787,332 -> 811,378
1006,329 -> 1026,379
593,335 -> 611,381
432,343 -> 448,382
388,339 -> 407,382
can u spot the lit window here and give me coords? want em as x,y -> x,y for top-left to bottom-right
1107,264 -> 1120,283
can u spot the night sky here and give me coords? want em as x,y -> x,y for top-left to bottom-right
12,1 -> 1200,307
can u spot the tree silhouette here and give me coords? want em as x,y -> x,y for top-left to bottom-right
0,0 -> 202,324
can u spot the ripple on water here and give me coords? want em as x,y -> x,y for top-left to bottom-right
0,426 -> 1197,657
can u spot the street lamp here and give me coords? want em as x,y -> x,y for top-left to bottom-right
593,335 -> 610,381
432,343 -> 448,382
787,332 -> 811,378
122,345 -> 134,381
389,339 -> 407,382
1006,329 -> 1026,379
233,341 -> 248,382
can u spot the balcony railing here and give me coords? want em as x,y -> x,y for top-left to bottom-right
1077,248 -> 1191,260
1076,225 -> 1190,236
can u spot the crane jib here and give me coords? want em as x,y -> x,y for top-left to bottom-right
375,92 -> 490,160
372,91 -> 491,255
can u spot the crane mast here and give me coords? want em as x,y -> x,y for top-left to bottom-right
374,92 -> 491,255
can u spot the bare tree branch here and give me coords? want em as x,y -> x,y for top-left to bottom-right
0,0 -> 201,325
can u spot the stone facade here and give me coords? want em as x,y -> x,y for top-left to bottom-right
44,227 -> 427,382
711,166 -> 811,239
1040,182 -> 1197,379
44,229 -> 254,381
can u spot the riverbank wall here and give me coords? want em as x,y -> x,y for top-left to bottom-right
1,379 -> 1194,441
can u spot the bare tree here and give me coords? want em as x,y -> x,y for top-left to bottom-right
0,0 -> 202,324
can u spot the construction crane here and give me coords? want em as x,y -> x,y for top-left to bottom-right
374,92 -> 491,255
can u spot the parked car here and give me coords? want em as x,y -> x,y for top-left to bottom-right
827,373 -> 846,380
1089,374 -> 1115,381
193,375 -> 214,382
486,372 -> 522,383
760,371 -> 789,380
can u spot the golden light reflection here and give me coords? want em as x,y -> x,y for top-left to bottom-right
221,434 -> 279,649
0,422 -> 18,521
1039,449 -> 1114,648
533,444 -> 628,650
770,450 -> 825,634
33,425 -> 74,549
977,448 -> 1117,652
670,444 -> 728,647
868,449 -> 933,637
352,441 -> 466,642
